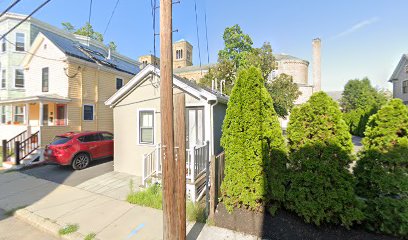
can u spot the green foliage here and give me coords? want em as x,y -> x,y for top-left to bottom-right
186,201 -> 206,223
61,22 -> 75,32
241,42 -> 275,81
286,92 -> 363,227
362,99 -> 408,151
84,233 -> 96,240
220,67 -> 286,212
340,78 -> 388,136
218,24 -> 254,69
127,184 -> 162,209
355,99 -> 408,236
266,73 -> 301,118
58,224 -> 79,235
340,78 -> 387,112
343,108 -> 377,137
108,41 -> 117,51
74,22 -> 104,42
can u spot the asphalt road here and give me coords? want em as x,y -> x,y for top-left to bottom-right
0,209 -> 60,240
21,157 -> 113,187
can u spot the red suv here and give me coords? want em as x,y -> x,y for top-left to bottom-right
44,131 -> 114,170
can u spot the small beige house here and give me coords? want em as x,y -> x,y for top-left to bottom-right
0,30 -> 139,147
105,65 -> 228,200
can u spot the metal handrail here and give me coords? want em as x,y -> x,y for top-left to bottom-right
3,130 -> 27,159
16,131 -> 40,163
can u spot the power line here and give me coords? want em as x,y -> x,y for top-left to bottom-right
87,0 -> 93,45
203,1 -> 210,65
0,0 -> 52,42
194,0 -> 203,76
103,0 -> 120,36
0,0 -> 22,19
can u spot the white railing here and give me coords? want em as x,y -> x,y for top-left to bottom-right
142,144 -> 161,186
142,141 -> 210,186
186,141 -> 209,183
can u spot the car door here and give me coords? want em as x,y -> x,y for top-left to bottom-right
98,133 -> 114,158
79,134 -> 102,159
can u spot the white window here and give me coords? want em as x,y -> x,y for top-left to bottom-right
0,106 -> 6,124
1,69 -> 5,89
1,38 -> 6,52
42,67 -> 49,92
14,106 -> 24,124
403,80 -> 408,94
83,104 -> 94,121
116,78 -> 123,90
14,69 -> 24,88
15,33 -> 25,51
139,110 -> 154,144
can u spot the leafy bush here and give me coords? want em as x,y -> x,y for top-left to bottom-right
286,92 -> 364,227
355,99 -> 408,236
343,108 -> 377,137
220,66 -> 286,212
186,201 -> 206,223
127,184 -> 162,209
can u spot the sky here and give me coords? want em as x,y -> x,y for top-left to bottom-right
1,0 -> 407,91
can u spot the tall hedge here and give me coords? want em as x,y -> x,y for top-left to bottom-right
220,67 -> 286,212
286,92 -> 363,227
355,99 -> 408,236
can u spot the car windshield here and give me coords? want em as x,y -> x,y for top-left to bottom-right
50,136 -> 71,145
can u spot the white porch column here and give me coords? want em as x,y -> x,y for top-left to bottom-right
25,103 -> 31,136
10,104 -> 14,123
39,102 -> 44,126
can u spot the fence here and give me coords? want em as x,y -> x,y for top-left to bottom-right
142,144 -> 161,186
209,151 -> 226,218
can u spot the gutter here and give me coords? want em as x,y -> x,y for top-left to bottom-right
209,98 -> 219,157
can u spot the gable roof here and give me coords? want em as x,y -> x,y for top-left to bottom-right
23,30 -> 140,75
105,65 -> 229,108
389,54 -> 408,82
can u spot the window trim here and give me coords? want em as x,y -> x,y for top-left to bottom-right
42,67 -> 49,92
1,37 -> 6,53
15,32 -> 25,52
14,68 -> 24,89
137,109 -> 155,145
0,106 -> 6,124
83,104 -> 95,121
403,80 -> 408,94
1,69 -> 6,89
116,77 -> 124,90
14,105 -> 25,124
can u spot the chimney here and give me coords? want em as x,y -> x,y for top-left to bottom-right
312,38 -> 321,92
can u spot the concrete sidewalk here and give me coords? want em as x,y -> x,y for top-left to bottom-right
0,171 -> 257,240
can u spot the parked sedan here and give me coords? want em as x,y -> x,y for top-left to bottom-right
44,131 -> 114,170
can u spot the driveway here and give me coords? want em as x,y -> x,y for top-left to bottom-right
21,157 -> 113,187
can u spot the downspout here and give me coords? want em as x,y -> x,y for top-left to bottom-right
209,98 -> 218,157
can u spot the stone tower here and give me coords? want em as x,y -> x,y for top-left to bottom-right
312,38 -> 321,92
173,39 -> 193,69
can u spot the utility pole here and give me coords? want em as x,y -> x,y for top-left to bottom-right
160,0 -> 177,239
175,93 -> 186,239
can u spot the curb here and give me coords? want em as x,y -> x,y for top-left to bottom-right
15,208 -> 99,240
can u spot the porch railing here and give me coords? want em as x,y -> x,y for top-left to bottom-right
142,141 -> 210,186
16,131 -> 40,163
2,130 -> 27,161
187,141 -> 210,183
142,144 -> 161,185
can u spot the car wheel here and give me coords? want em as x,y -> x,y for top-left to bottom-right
72,153 -> 90,170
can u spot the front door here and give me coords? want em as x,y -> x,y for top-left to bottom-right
42,104 -> 49,126
56,104 -> 66,126
186,107 -> 205,149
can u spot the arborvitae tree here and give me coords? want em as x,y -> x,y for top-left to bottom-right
220,67 -> 286,212
286,92 -> 363,227
355,99 -> 408,236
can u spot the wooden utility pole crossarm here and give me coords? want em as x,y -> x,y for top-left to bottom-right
160,0 -> 177,239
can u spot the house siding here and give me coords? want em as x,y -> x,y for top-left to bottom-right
112,75 -> 205,176
392,58 -> 408,103
213,103 -> 226,155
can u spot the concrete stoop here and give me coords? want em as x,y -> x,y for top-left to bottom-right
15,208 -> 100,240
2,149 -> 44,170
